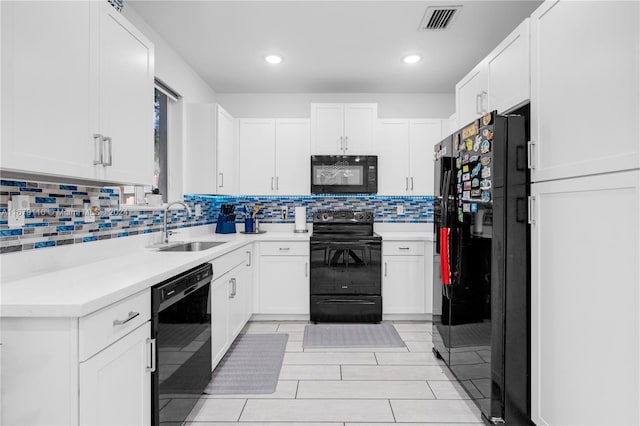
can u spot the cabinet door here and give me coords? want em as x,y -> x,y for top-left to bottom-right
238,119 -> 276,195
455,61 -> 488,127
530,172 -> 640,426
310,103 -> 344,155
185,104 -> 217,194
97,3 -> 154,185
383,256 -> 425,314
487,19 -> 530,114
258,256 -> 309,314
217,106 -> 238,194
211,274 -> 230,369
79,322 -> 151,426
343,103 -> 377,154
409,119 -> 442,196
1,1 -> 96,179
530,1 -> 640,182
375,120 -> 410,195
275,119 -> 311,195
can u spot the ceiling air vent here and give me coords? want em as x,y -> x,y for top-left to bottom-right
418,6 -> 462,31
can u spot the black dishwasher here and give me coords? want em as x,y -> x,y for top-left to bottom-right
151,263 -> 213,426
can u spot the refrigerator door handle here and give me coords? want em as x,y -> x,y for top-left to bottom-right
439,227 -> 451,285
528,196 -> 536,225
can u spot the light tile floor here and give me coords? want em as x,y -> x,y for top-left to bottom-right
179,320 -> 484,425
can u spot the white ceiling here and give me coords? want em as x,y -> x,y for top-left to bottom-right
129,0 -> 543,94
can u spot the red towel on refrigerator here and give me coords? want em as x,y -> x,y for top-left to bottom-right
439,227 -> 451,285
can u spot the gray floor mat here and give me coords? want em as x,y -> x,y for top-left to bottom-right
204,333 -> 288,394
303,323 -> 406,349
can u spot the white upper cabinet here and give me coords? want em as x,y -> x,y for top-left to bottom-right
185,104 -> 238,194
311,103 -> 377,155
530,0 -> 640,182
216,106 -> 238,194
96,3 -> 155,185
455,18 -> 530,128
238,118 -> 310,195
455,61 -> 488,127
1,1 -> 154,185
275,119 -> 311,195
376,119 -> 442,195
486,18 -> 530,115
238,119 -> 276,195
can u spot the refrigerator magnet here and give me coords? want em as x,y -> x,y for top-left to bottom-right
472,178 -> 480,188
471,163 -> 481,178
482,129 -> 494,140
481,140 -> 491,154
465,139 -> 474,151
462,173 -> 470,181
482,113 -> 492,126
474,135 -> 482,151
456,158 -> 462,168
481,156 -> 491,166
470,155 -> 479,162
463,165 -> 469,173
471,203 -> 478,213
463,191 -> 471,199
463,203 -> 471,213
481,167 -> 491,178
481,191 -> 491,202
464,181 -> 472,190
480,179 -> 492,189
471,189 -> 481,197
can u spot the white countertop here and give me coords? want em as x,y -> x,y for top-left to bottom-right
1,231 -> 310,318
1,227 -> 430,319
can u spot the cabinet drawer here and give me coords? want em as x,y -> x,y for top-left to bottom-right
259,241 -> 308,256
79,289 -> 150,361
212,246 -> 251,277
382,241 -> 425,256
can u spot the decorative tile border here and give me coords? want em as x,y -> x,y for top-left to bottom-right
0,178 -> 433,253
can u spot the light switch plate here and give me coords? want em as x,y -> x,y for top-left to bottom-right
195,204 -> 202,217
396,205 -> 405,215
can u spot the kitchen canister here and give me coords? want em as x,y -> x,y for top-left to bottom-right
294,206 -> 308,233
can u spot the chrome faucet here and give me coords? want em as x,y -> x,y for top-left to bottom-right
163,201 -> 192,244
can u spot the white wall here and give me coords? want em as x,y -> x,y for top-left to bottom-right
123,6 -> 218,201
215,93 -> 455,119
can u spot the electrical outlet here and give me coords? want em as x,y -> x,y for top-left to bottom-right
195,204 -> 202,217
396,205 -> 405,215
281,207 -> 288,220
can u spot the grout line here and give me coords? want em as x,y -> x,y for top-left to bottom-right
373,352 -> 379,365
425,379 -> 437,399
340,364 -> 343,380
388,399 -> 397,422
236,398 -> 248,422
295,380 -> 300,399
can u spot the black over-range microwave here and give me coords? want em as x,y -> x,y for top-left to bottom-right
310,155 -> 378,194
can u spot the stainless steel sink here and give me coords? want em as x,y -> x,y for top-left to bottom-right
159,241 -> 226,252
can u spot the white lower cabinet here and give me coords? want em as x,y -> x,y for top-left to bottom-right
531,171 -> 640,426
79,322 -> 151,426
256,241 -> 309,315
381,239 -> 434,315
210,247 -> 254,369
0,289 -> 151,426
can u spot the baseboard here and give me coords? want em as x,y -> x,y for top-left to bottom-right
382,314 -> 433,321
250,314 -> 311,322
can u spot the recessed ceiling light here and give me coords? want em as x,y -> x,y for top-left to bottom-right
403,54 -> 422,64
264,54 -> 283,64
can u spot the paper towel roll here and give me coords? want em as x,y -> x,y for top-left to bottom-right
294,206 -> 308,232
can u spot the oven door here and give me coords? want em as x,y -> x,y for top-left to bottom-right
311,156 -> 377,194
310,239 -> 381,295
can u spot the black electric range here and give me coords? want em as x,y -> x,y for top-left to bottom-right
309,210 -> 382,322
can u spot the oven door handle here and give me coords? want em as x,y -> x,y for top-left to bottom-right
317,299 -> 377,305
310,240 -> 380,246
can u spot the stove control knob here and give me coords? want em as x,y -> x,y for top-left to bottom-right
322,213 -> 330,221
356,213 -> 364,220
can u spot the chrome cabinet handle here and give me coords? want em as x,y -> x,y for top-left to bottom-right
102,136 -> 112,167
527,141 -> 535,170
113,311 -> 140,326
229,278 -> 235,298
410,177 -> 414,191
399,247 -> 410,250
92,134 -> 103,165
232,278 -> 237,297
481,91 -> 488,113
279,247 -> 290,251
340,136 -> 344,152
384,262 -> 388,277
219,173 -> 224,188
271,177 -> 274,190
146,338 -> 156,372
528,196 -> 536,225
276,177 -> 279,191
476,94 -> 482,115
305,262 -> 308,277
405,177 -> 409,191
344,136 -> 348,151
246,250 -> 252,266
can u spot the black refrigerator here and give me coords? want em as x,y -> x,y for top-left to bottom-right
432,110 -> 531,425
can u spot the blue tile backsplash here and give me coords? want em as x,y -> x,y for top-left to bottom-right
0,178 -> 432,253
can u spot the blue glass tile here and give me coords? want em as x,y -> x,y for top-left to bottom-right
58,217 -> 72,222
100,188 -> 114,194
24,223 -> 48,227
56,225 -> 75,232
19,187 -> 42,193
98,223 -> 112,229
117,231 -> 129,237
35,241 -> 56,249
0,229 -> 23,236
129,221 -> 140,226
82,236 -> 98,243
1,180 -> 27,187
35,197 -> 57,204
59,185 -> 78,190
0,220 -> 6,225
72,191 -> 89,196
143,229 -> 153,234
